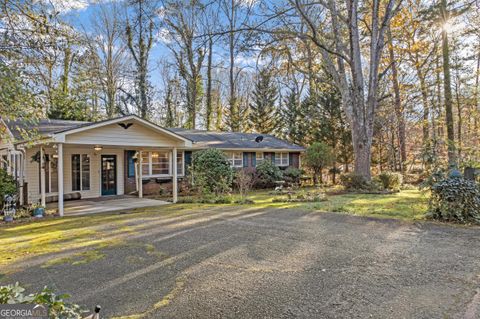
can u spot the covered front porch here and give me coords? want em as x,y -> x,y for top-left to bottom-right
4,115 -> 192,216
46,195 -> 168,216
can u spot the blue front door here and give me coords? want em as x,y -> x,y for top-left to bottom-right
101,155 -> 117,196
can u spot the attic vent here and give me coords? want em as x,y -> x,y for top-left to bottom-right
255,135 -> 264,143
118,123 -> 133,129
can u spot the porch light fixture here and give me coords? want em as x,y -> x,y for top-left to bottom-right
94,145 -> 103,151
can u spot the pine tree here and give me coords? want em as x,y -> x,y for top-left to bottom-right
249,69 -> 279,134
165,80 -> 175,127
281,89 -> 303,144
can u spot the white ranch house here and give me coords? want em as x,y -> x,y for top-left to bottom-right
0,115 -> 304,215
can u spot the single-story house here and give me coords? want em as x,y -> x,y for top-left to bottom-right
0,115 -> 304,215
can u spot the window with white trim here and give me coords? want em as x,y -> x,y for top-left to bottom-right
38,154 -> 59,193
141,151 -> 170,176
177,151 -> 184,175
225,151 -> 243,167
152,151 -> 169,175
72,154 -> 90,191
256,152 -> 264,166
141,152 -> 150,175
275,152 -> 289,166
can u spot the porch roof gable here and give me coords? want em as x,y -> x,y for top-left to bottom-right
53,115 -> 192,146
5,115 -> 192,147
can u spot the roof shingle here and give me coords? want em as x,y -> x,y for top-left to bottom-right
4,119 -> 89,140
3,118 -> 304,151
170,128 -> 305,151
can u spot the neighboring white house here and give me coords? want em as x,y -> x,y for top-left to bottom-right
0,115 -> 304,216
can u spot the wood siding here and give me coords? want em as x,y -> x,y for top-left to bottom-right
26,145 -> 125,204
65,122 -> 182,147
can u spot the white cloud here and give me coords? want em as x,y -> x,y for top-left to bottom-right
157,28 -> 172,44
36,0 -> 116,14
44,0 -> 90,13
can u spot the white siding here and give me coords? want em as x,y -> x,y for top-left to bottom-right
26,145 -> 125,204
65,123 -> 182,147
25,146 -> 41,203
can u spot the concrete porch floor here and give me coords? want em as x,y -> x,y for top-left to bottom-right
47,196 -> 169,216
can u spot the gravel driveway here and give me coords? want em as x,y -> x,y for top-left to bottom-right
2,206 -> 480,318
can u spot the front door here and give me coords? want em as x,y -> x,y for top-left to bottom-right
101,155 -> 117,196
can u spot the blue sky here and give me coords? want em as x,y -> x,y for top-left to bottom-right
59,0 -> 261,94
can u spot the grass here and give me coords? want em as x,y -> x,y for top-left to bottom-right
0,188 -> 428,270
252,189 -> 428,220
0,204 -> 206,269
175,188 -> 429,220
42,249 -> 106,268
310,189 -> 429,220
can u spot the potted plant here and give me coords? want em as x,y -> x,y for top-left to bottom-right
3,209 -> 15,222
31,202 -> 45,218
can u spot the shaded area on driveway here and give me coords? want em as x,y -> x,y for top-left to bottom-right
1,206 -> 480,318
46,196 -> 168,216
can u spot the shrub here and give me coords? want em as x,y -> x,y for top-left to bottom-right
303,142 -> 334,184
340,173 -> 371,190
376,171 -> 403,191
419,168 -> 447,190
212,196 -> 232,204
283,167 -> 302,185
255,160 -> 283,188
0,282 -> 84,318
0,168 -> 17,205
234,198 -> 255,204
234,168 -> 256,198
428,175 -> 480,224
191,149 -> 233,195
400,183 -> 417,190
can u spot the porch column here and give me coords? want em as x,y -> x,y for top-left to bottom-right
6,151 -> 11,175
40,147 -> 46,207
172,147 -> 178,203
138,150 -> 143,198
57,143 -> 64,217
19,151 -> 25,206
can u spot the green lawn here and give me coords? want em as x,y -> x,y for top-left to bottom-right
234,188 -> 429,220
173,188 -> 429,220
0,204 -> 207,268
0,189 -> 428,269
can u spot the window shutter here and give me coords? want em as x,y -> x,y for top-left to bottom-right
184,151 -> 192,174
243,152 -> 249,167
252,152 -> 256,167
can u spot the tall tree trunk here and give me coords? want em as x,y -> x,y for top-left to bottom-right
215,89 -> 223,131
165,81 -> 175,127
387,28 -> 406,172
106,42 -> 116,118
440,0 -> 456,167
474,47 -> 480,137
61,44 -> 71,94
205,37 -> 213,130
455,73 -> 462,158
431,55 -> 442,162
351,119 -> 373,180
417,69 -> 429,145
228,0 -> 238,131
